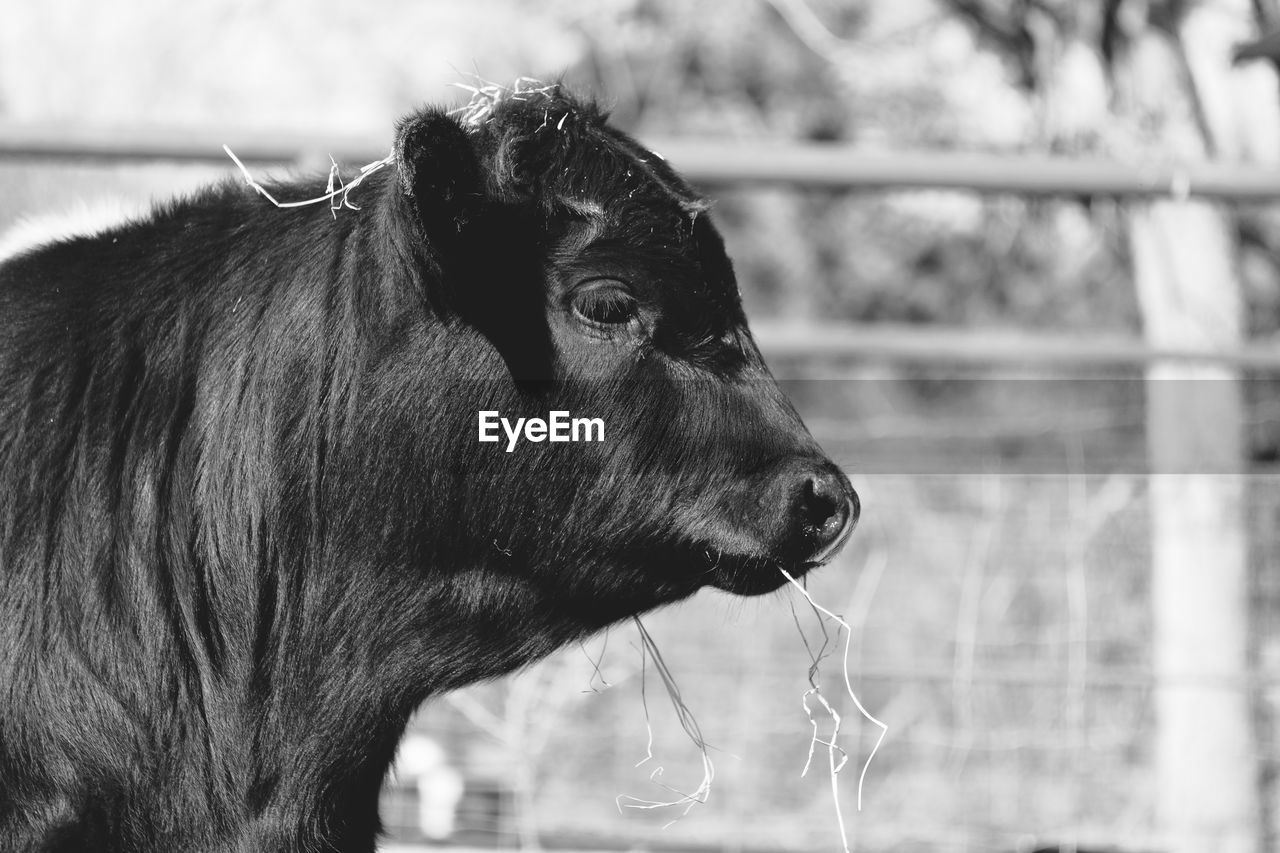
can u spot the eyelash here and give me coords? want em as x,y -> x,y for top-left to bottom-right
571,282 -> 640,329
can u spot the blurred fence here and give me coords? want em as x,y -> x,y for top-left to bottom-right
8,123 -> 1280,199
9,123 -> 1280,371
6,127 -> 1280,853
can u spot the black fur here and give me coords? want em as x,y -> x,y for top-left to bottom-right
0,85 -> 855,852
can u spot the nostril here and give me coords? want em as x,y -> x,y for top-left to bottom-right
800,468 -> 859,559
802,476 -> 843,530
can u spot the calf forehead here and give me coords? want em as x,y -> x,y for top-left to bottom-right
470,85 -> 703,220
469,83 -> 740,309
570,132 -> 705,215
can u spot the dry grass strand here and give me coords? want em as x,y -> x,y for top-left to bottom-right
780,567 -> 888,853
222,144 -> 394,218
616,616 -> 715,828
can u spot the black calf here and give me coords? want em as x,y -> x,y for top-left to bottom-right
0,82 -> 856,852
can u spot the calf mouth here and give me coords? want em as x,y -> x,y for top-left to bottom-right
698,551 -> 819,596
694,526 -> 855,596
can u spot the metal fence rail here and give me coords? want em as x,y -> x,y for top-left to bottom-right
7,122 -> 1280,200
753,322 -> 1280,369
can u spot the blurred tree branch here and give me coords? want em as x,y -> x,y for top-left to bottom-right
942,0 -> 1039,88
760,0 -> 858,60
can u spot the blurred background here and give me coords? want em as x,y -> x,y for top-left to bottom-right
8,1 -> 1280,852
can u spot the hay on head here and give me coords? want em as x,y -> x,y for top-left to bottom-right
222,144 -> 394,218
448,76 -> 562,129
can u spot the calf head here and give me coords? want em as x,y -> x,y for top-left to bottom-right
380,84 -> 858,638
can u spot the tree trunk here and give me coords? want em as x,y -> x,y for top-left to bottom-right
1123,4 -> 1276,850
1131,202 -> 1257,853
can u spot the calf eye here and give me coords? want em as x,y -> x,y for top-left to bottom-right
570,280 -> 639,329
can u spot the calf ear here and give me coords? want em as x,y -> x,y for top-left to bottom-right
394,111 -> 553,380
394,110 -> 484,252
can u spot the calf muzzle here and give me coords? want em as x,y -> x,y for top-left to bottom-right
769,457 -> 859,566
798,463 -> 859,565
